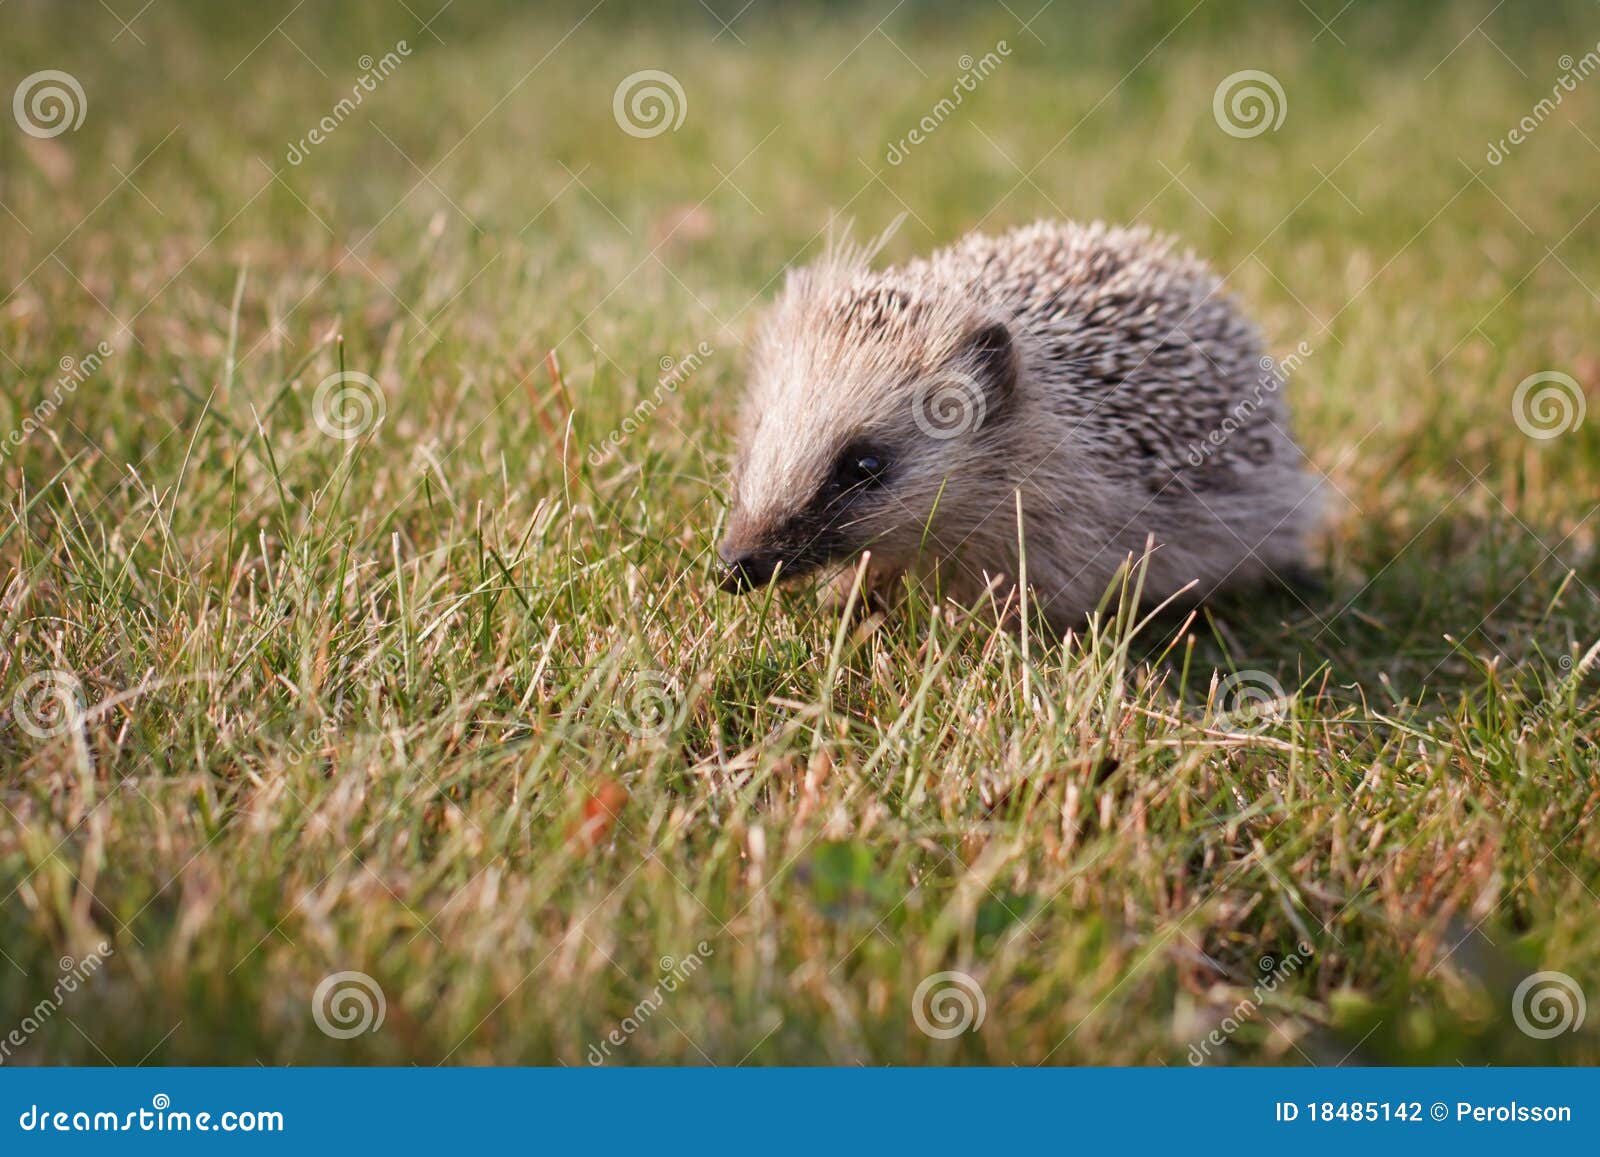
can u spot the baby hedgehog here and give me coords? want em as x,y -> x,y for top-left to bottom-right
716,220 -> 1319,630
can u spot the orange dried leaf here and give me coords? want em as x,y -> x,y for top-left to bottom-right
571,778 -> 629,850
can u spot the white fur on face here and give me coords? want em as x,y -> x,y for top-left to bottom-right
728,263 -> 1004,570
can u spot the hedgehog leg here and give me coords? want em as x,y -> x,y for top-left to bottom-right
816,558 -> 904,620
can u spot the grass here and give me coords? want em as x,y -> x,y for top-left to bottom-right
2,0 -> 1598,1065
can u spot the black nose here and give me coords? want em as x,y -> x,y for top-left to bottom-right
716,546 -> 779,593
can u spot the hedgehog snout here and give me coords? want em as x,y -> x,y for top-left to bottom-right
715,541 -> 781,593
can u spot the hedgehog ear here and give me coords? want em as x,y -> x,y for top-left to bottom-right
963,321 -> 1017,408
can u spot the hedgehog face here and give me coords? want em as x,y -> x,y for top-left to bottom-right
718,275 -> 1017,595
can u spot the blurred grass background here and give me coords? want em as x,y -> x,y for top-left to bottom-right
1,0 -> 1597,1064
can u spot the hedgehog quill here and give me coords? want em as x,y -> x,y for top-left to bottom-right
717,220 -> 1320,630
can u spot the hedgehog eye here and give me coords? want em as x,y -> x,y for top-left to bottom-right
832,445 -> 890,493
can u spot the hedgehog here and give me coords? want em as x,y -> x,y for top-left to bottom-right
715,220 -> 1320,631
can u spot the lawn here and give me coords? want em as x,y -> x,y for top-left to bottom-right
1,0 -> 1598,1065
